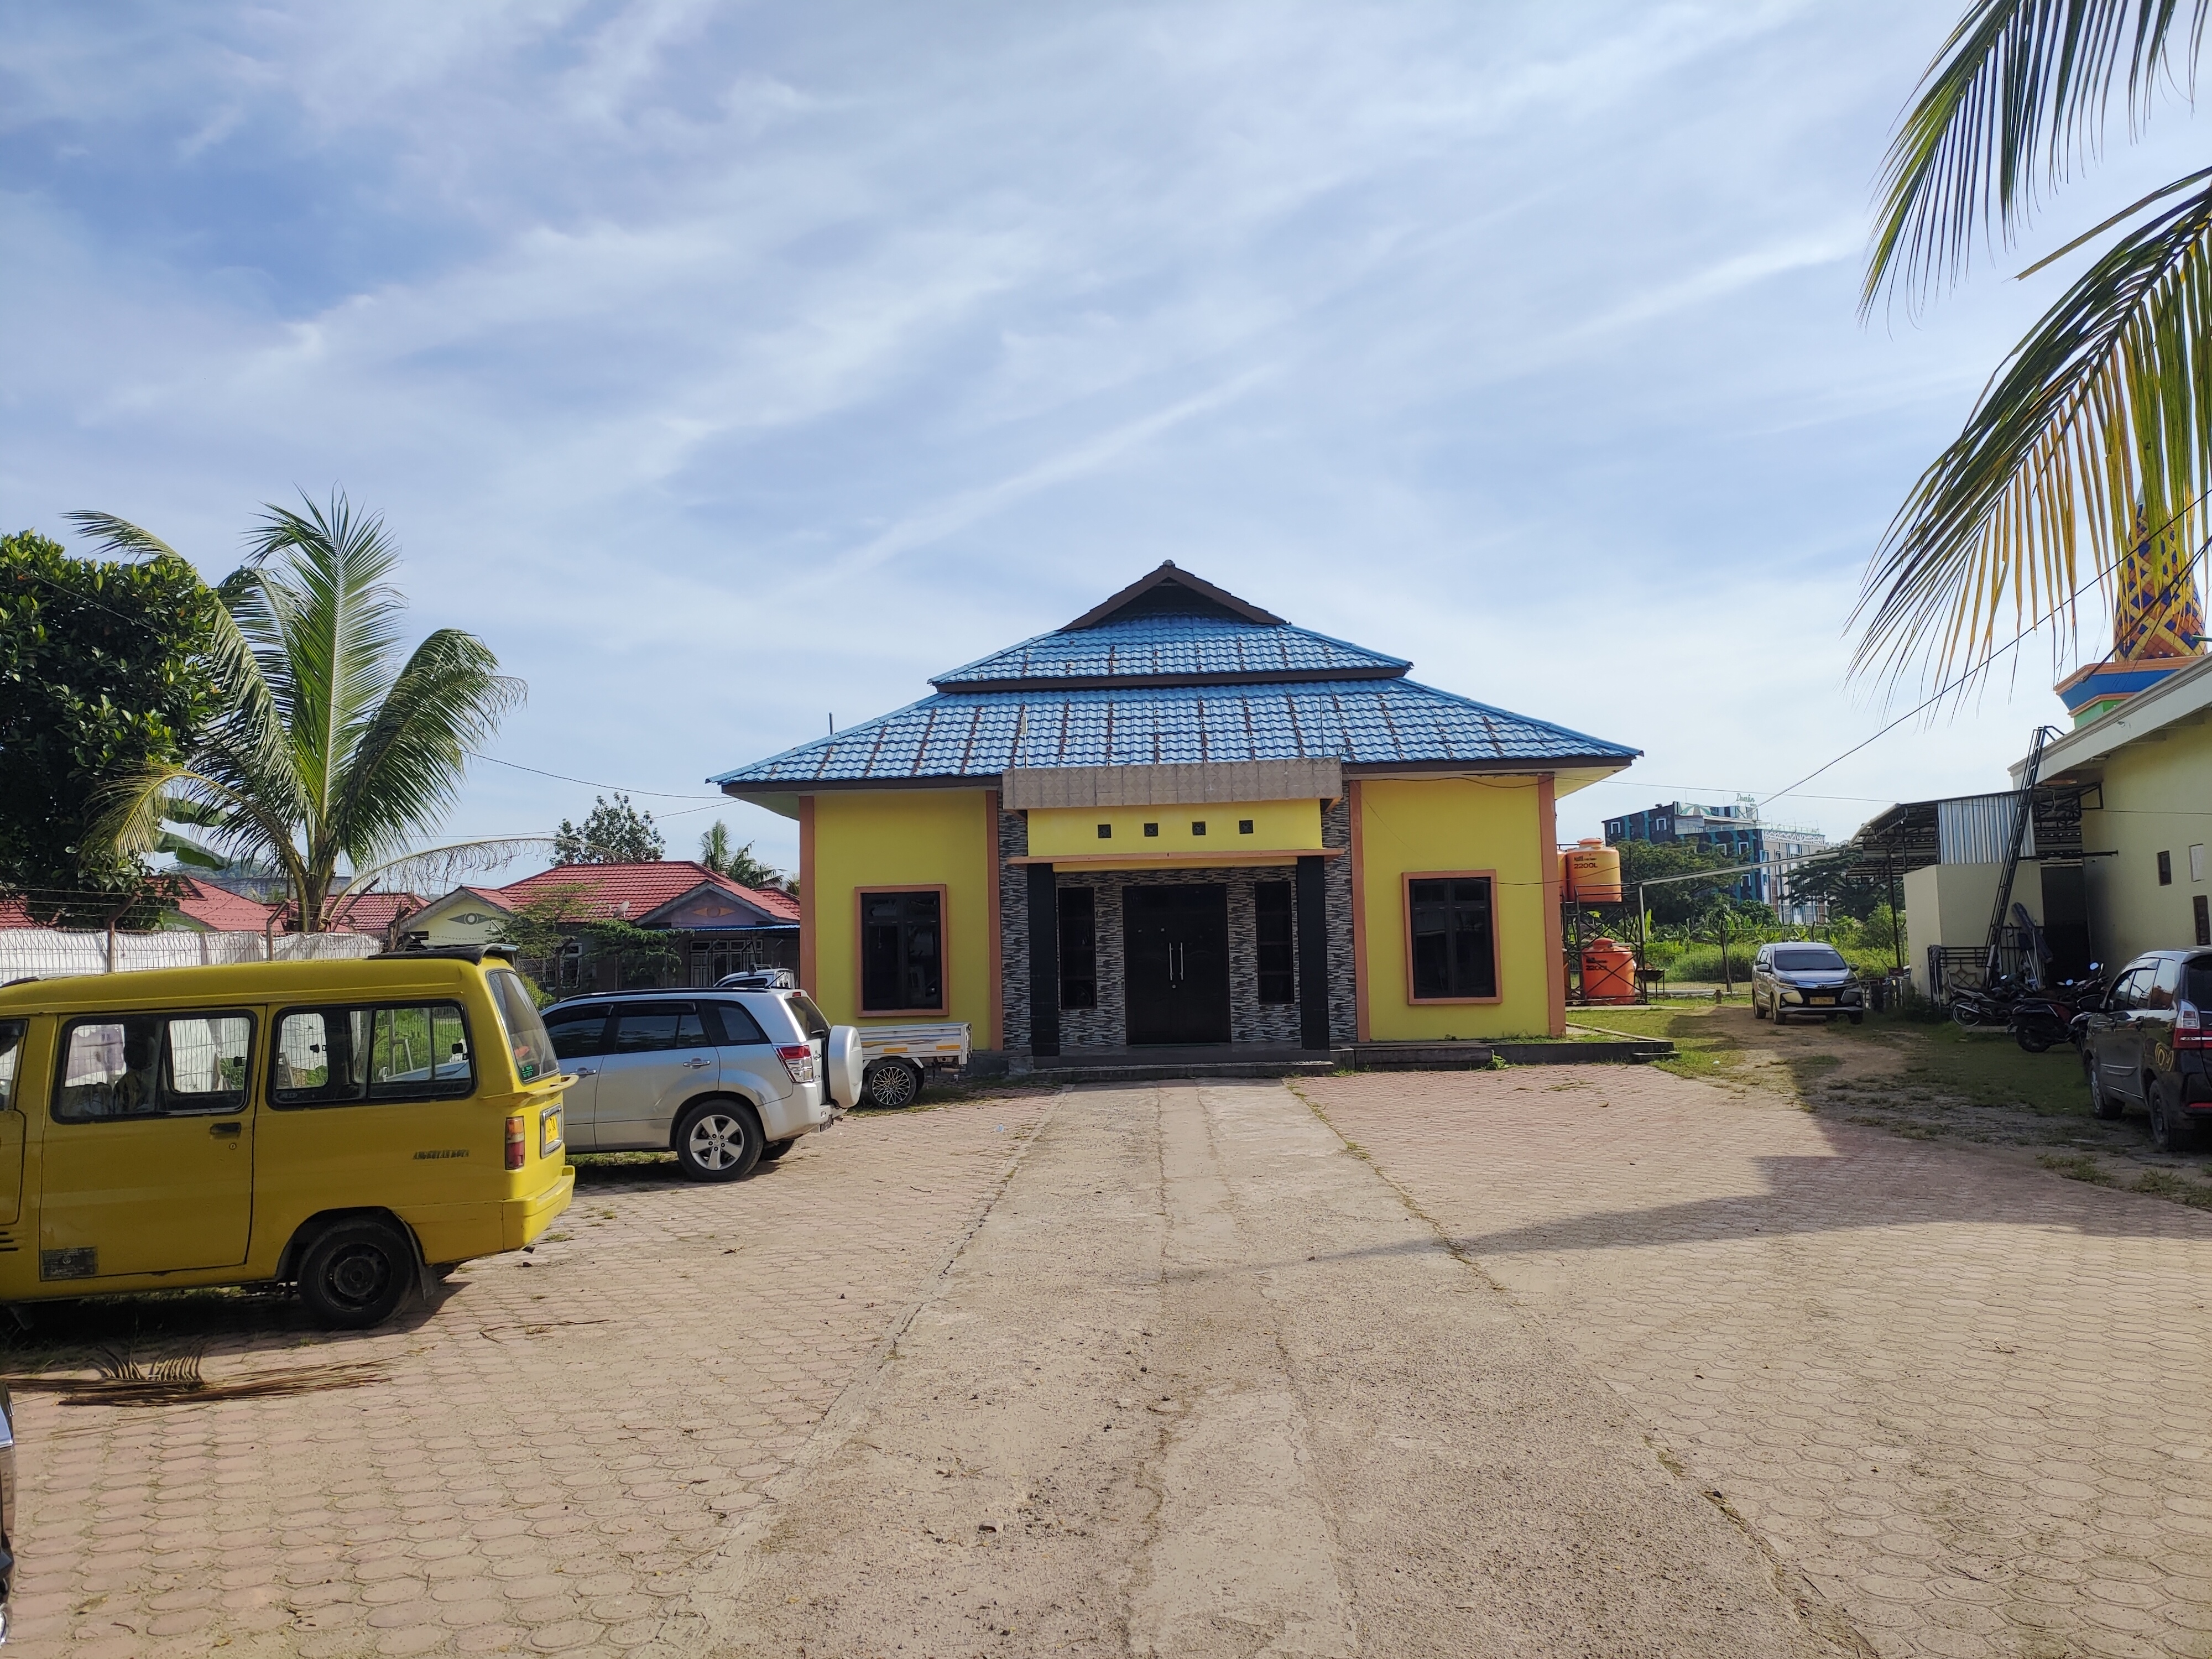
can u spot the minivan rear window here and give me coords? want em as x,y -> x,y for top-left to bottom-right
487,969 -> 557,1084
2188,960 -> 2212,1008
273,1004 -> 473,1107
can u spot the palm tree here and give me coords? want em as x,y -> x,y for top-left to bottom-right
72,493 -> 538,930
1859,1 -> 2212,687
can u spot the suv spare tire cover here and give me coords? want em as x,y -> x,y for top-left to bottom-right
826,1026 -> 865,1108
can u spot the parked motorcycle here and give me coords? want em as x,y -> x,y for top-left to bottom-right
1949,974 -> 2027,1031
2005,967 -> 2106,1053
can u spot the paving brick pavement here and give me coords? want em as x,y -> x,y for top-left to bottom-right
4,1092 -> 1054,1659
1302,1067 -> 2212,1659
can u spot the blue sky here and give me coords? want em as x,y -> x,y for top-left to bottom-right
6,2 -> 2203,880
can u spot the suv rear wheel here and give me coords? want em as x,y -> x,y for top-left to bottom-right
675,1099 -> 763,1182
2149,1081 -> 2194,1153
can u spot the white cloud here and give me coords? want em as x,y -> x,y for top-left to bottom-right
5,0 -> 2196,875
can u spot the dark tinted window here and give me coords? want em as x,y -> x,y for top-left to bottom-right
2148,957 -> 2183,1010
1408,877 -> 1496,1000
706,1000 -> 769,1045
2186,959 -> 2212,1006
58,1013 -> 254,1121
860,890 -> 942,1011
1255,882 -> 1295,1004
1059,888 -> 1097,1010
272,1005 -> 471,1107
544,1007 -> 614,1060
2110,967 -> 2150,1010
785,993 -> 832,1040
612,1006 -> 707,1053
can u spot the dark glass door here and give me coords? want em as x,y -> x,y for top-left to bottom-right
1124,885 -> 1231,1045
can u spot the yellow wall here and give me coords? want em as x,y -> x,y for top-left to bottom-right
2079,719 -> 2211,964
1356,776 -> 1554,1040
1025,800 -> 1322,859
808,789 -> 996,1036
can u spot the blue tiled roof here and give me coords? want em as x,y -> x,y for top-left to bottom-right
713,679 -> 1637,787
932,614 -> 1408,689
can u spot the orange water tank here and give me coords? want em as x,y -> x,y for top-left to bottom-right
1580,937 -> 1638,1004
1564,838 -> 1623,905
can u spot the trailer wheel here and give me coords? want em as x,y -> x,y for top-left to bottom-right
864,1058 -> 924,1109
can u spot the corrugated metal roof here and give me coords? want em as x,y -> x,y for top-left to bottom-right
714,679 -> 1636,786
931,614 -> 1408,689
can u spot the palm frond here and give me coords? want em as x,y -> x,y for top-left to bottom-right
242,491 -> 408,826
1866,0 -> 2211,309
88,765 -> 310,898
329,630 -> 525,868
1855,177 -> 2212,684
340,837 -> 552,895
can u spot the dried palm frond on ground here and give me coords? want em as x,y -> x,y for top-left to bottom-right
8,1339 -> 387,1406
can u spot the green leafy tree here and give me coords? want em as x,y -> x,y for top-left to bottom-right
493,885 -> 677,992
1860,2 -> 2212,686
698,820 -> 788,890
0,530 -> 229,925
75,493 -> 535,931
1611,838 -> 1747,928
1783,847 -> 1891,922
553,794 -> 663,864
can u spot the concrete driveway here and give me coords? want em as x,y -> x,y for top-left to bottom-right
10,1068 -> 2209,1656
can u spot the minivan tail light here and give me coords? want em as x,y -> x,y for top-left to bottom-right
505,1114 -> 527,1170
777,1044 -> 818,1085
2179,1000 -> 2208,1050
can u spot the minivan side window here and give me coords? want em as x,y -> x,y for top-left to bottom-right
2109,967 -> 2148,1011
55,1013 -> 253,1121
2147,958 -> 2182,1010
272,1004 -> 473,1107
0,1020 -> 23,1112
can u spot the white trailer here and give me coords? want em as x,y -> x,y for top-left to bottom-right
857,1022 -> 971,1107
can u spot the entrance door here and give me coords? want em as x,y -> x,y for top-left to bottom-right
40,1010 -> 257,1280
1124,886 -> 1232,1046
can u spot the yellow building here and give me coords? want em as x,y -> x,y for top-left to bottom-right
714,565 -> 1639,1056
2030,651 -> 2212,964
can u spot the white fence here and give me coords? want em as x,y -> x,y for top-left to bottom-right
0,928 -> 383,982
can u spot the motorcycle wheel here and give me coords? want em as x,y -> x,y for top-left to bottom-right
1952,1001 -> 1981,1030
2014,1026 -> 2053,1054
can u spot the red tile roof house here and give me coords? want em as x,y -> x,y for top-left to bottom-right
397,862 -> 800,993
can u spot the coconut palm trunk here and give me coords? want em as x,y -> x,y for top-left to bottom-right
73,494 -> 539,925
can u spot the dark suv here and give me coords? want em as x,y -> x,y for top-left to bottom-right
2080,949 -> 2212,1151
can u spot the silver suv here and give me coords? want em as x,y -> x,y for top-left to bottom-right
1751,942 -> 1864,1026
541,988 -> 863,1181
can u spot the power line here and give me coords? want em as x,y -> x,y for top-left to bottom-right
1758,515 -> 2212,810
464,752 -> 727,801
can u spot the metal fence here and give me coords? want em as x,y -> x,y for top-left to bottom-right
0,928 -> 383,981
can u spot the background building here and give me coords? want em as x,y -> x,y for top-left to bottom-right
1602,799 -> 1832,923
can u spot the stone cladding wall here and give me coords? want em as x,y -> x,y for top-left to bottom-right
999,796 -> 1357,1053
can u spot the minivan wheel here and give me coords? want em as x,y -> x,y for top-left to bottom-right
675,1100 -> 763,1182
298,1219 -> 415,1329
864,1058 -> 924,1109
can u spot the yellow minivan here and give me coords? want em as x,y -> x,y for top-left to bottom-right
0,946 -> 573,1328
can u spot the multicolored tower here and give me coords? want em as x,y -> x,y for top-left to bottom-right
2053,509 -> 2208,726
